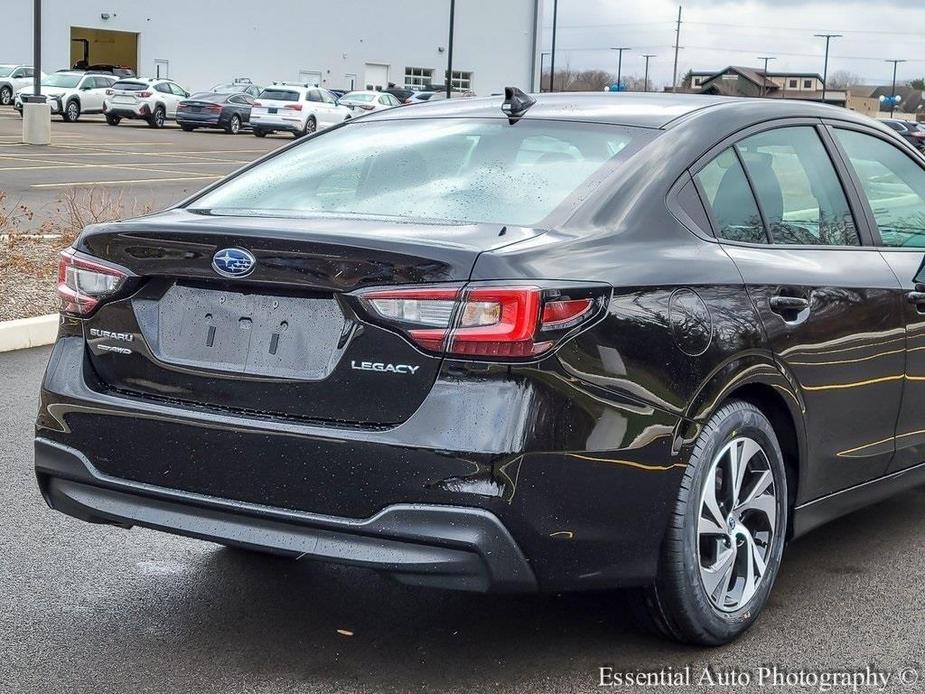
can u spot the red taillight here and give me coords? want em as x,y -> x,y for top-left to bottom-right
360,104 -> 375,111
911,131 -> 925,139
253,101 -> 262,107
358,284 -> 608,360
207,103 -> 223,112
57,249 -> 128,316
284,103 -> 303,111
541,298 -> 593,328
138,91 -> 152,98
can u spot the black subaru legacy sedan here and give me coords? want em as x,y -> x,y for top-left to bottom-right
36,89 -> 925,645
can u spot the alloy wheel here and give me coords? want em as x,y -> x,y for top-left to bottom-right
230,115 -> 240,134
0,88 -> 11,105
67,102 -> 79,121
697,437 -> 778,612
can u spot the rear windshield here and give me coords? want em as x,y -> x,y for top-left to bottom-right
112,81 -> 148,91
341,93 -> 376,104
188,92 -> 227,103
258,89 -> 299,101
0,65 -> 15,78
189,118 -> 651,226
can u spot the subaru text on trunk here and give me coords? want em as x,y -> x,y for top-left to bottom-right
35,89 -> 925,645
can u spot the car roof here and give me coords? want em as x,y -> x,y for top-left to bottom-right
363,91 -> 878,130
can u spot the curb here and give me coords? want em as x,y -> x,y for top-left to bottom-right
0,314 -> 59,353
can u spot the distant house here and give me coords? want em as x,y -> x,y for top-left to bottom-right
684,66 -> 847,106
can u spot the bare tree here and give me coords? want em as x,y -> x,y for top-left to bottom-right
541,69 -> 616,92
828,69 -> 864,90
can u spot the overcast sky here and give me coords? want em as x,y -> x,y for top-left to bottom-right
541,0 -> 925,87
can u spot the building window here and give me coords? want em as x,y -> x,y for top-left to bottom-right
404,67 -> 433,89
804,79 -> 813,89
445,70 -> 473,92
789,79 -> 798,89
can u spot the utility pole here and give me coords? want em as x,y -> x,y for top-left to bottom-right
642,54 -> 656,93
611,47 -> 631,90
671,5 -> 682,92
549,0 -> 559,92
814,33 -> 842,103
757,56 -> 775,97
886,59 -> 907,117
445,0 -> 455,99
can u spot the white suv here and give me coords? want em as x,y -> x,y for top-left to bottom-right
103,78 -> 190,128
13,71 -> 116,121
0,64 -> 43,105
250,83 -> 350,138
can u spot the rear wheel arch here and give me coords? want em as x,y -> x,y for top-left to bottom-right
722,382 -> 803,535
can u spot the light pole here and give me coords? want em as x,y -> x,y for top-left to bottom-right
642,54 -> 655,92
886,59 -> 907,117
22,0 -> 49,145
611,47 -> 631,91
549,0 -> 558,92
814,33 -> 842,103
540,52 -> 550,92
757,56 -> 775,97
445,0 -> 455,99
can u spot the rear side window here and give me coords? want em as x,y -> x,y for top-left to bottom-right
695,149 -> 767,244
835,129 -> 925,248
257,89 -> 299,101
307,90 -> 322,102
736,127 -> 858,246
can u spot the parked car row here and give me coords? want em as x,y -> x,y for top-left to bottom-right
3,67 -> 428,137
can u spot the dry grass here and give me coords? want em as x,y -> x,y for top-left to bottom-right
1,188 -> 152,321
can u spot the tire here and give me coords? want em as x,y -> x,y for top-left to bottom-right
225,114 -> 241,135
638,400 -> 788,645
253,128 -> 267,138
0,86 -> 12,106
298,115 -> 316,138
63,100 -> 81,123
105,115 -> 121,126
147,105 -> 166,128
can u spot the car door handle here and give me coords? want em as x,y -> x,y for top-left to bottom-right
769,296 -> 809,311
906,291 -> 925,305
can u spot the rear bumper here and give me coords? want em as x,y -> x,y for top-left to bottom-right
249,115 -> 301,132
36,437 -> 536,592
177,114 -> 228,127
104,105 -> 151,119
36,335 -> 689,591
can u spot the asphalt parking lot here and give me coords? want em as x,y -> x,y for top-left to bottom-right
0,108 -> 285,226
2,346 -> 924,693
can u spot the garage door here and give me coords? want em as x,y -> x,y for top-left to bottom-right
70,26 -> 138,74
364,63 -> 389,91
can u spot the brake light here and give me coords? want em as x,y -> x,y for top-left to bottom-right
357,284 -> 608,360
911,131 -> 925,139
138,91 -> 152,98
207,103 -> 223,112
284,103 -> 303,111
253,101 -> 262,107
57,249 -> 128,316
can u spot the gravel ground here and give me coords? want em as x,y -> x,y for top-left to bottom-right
0,236 -> 61,320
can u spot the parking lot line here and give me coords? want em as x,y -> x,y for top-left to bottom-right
31,174 -> 223,189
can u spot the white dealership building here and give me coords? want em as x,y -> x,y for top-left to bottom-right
4,0 -> 544,96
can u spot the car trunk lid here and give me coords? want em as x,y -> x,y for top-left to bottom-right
77,209 -> 542,426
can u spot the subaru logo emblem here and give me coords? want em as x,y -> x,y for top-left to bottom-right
212,248 -> 255,278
